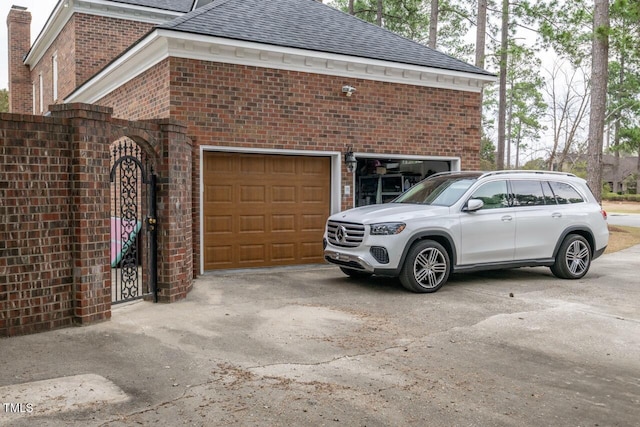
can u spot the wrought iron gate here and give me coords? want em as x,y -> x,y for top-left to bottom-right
110,140 -> 157,303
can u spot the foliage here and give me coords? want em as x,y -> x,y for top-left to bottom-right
0,89 -> 8,113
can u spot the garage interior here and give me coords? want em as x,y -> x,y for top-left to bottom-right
353,157 -> 453,206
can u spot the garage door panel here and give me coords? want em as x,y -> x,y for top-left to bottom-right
203,152 -> 330,270
205,215 -> 233,233
206,185 -> 234,203
272,243 -> 296,262
240,185 -> 267,202
240,156 -> 267,174
272,214 -> 296,232
239,215 -> 265,233
271,157 -> 297,174
272,186 -> 297,203
238,244 -> 266,263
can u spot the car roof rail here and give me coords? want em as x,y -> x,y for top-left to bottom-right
479,170 -> 578,179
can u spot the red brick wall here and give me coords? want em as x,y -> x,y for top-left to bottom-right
27,13 -> 155,115
6,7 -> 33,114
74,14 -> 154,88
0,113 -> 75,335
97,59 -> 171,120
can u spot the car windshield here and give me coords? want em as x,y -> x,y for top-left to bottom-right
392,174 -> 479,206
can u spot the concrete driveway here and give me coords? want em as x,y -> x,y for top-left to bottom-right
1,245 -> 639,426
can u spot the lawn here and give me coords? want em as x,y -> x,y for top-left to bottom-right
602,201 -> 640,253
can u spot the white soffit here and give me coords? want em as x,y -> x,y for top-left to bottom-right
24,0 -> 182,68
66,29 -> 497,104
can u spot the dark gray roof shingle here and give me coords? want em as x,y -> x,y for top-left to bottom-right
108,0 -> 194,13
157,0 -> 493,76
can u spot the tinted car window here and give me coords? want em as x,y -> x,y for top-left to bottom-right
469,180 -> 508,209
511,180 -> 546,206
549,181 -> 584,204
541,181 -> 557,205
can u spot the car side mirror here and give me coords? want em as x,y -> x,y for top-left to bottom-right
463,198 -> 484,212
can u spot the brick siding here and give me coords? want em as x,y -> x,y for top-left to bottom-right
1,113 -> 75,335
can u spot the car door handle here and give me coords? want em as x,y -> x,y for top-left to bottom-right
501,215 -> 513,222
552,212 -> 562,218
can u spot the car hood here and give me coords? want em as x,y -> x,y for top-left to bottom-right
328,203 -> 450,224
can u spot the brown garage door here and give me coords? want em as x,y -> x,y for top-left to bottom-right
203,152 -> 331,270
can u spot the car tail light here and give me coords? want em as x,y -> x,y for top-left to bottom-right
601,209 -> 607,220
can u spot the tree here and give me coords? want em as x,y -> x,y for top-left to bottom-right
497,40 -> 547,169
587,0 -> 609,202
0,89 -> 8,113
543,61 -> 590,171
429,0 -> 439,48
496,0 -> 509,169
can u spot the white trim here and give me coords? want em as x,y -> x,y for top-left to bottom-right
25,0 -> 183,68
66,28 -> 496,104
198,145 -> 342,275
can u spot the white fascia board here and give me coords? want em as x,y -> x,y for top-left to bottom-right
25,0 -> 182,68
66,28 -> 496,104
165,31 -> 496,92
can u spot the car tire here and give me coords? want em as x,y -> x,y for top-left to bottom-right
399,240 -> 450,293
550,234 -> 592,279
339,267 -> 372,279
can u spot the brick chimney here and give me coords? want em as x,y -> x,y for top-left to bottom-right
7,5 -> 32,114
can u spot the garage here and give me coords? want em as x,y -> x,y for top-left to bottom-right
202,151 -> 331,270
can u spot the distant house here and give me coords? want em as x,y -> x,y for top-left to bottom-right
7,0 -> 495,274
603,154 -> 639,194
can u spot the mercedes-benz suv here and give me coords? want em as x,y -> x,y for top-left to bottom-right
323,171 -> 609,293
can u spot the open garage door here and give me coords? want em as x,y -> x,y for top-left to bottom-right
203,152 -> 331,270
354,157 -> 455,206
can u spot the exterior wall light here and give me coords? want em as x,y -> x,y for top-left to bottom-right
344,147 -> 357,173
342,85 -> 356,97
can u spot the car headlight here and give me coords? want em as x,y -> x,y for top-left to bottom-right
370,222 -> 406,235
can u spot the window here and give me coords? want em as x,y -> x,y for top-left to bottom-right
511,180 -> 546,206
469,180 -> 508,209
39,73 -> 43,113
32,82 -> 36,114
549,181 -> 584,204
52,54 -> 58,101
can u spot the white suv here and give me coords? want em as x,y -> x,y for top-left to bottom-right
324,171 -> 609,293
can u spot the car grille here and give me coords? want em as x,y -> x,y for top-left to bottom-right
326,220 -> 365,247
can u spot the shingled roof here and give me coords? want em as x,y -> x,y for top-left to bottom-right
157,0 -> 493,77
107,0 -> 195,13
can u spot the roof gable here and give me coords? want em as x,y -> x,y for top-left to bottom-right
159,0 -> 492,77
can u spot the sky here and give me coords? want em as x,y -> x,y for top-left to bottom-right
1,0 -> 58,89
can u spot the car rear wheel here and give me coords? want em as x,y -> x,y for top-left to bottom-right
399,240 -> 450,293
550,234 -> 592,279
339,267 -> 372,279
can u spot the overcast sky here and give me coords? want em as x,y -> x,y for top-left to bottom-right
1,0 -> 58,89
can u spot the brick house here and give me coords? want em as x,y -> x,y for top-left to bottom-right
5,0 -> 495,324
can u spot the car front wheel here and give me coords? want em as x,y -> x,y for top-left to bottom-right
399,240 -> 450,293
550,234 -> 592,279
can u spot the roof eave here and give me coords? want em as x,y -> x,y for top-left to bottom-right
65,28 -> 497,104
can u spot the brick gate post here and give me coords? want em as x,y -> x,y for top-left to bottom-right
151,119 -> 193,302
50,103 -> 112,325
